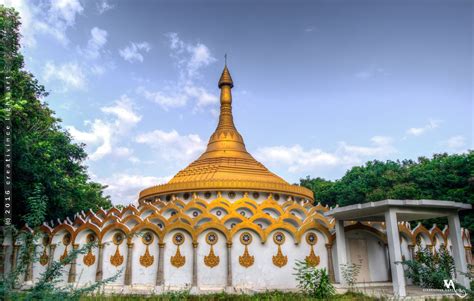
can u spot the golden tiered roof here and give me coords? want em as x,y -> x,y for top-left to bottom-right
139,65 -> 313,201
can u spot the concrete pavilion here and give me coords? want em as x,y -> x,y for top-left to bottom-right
325,199 -> 472,297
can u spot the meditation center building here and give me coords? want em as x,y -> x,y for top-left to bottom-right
3,66 -> 472,294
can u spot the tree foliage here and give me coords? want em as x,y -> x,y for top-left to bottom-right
0,5 -> 112,226
300,152 -> 474,239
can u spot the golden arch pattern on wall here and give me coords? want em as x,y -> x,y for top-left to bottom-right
204,231 -> 220,268
139,232 -> 154,268
239,232 -> 254,268
110,232 -> 124,267
171,232 -> 186,268
27,195 -> 471,268
272,231 -> 288,268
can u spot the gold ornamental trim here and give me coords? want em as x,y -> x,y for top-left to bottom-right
110,246 -> 124,267
239,245 -> 254,268
139,180 -> 313,201
39,248 -> 49,266
204,245 -> 220,268
272,245 -> 288,268
171,246 -> 186,268
83,248 -> 96,266
305,246 -> 320,267
240,232 -> 252,245
239,232 -> 254,268
142,232 -> 154,245
306,233 -> 317,245
273,231 -> 286,245
139,245 -> 154,268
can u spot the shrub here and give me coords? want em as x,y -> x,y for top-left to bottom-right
293,259 -> 335,298
340,263 -> 360,291
399,245 -> 454,289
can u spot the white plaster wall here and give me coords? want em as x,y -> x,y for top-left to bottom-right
75,231 -> 98,286
231,229 -> 328,290
197,230 -> 227,288
51,230 -> 71,284
399,236 -> 412,285
32,244 -> 48,282
131,232 -> 159,285
102,231 -> 127,285
345,230 -> 389,282
163,230 -> 193,288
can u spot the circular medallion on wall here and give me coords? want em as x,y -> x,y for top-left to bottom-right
274,194 -> 280,201
216,210 -> 222,216
240,232 -> 253,245
166,195 -> 171,201
252,192 -> 259,199
183,192 -> 190,200
170,211 -> 176,216
86,233 -> 96,243
142,232 -> 154,245
158,223 -> 163,229
305,232 -> 317,245
113,232 -> 124,245
173,232 -> 185,246
192,211 -> 199,217
204,191 -> 212,199
206,232 -> 219,245
231,223 -> 236,228
229,191 -> 236,199
240,211 -> 246,217
273,231 -> 286,245
62,233 -> 71,246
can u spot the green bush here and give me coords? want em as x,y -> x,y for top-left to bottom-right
399,245 -> 454,289
340,263 -> 360,291
293,260 -> 335,298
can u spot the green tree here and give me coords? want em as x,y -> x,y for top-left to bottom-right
301,152 -> 474,242
0,5 -> 112,226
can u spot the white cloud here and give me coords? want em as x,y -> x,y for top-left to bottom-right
136,129 -> 206,163
43,61 -> 87,91
138,84 -> 218,111
81,27 -> 108,59
255,136 -> 397,174
7,0 -> 83,47
442,135 -> 466,149
355,67 -> 386,80
119,42 -> 151,63
67,95 -> 142,160
95,173 -> 171,205
166,32 -> 216,79
138,33 -> 218,111
406,120 -> 441,136
97,0 -> 114,14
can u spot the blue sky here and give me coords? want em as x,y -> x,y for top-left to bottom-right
5,0 -> 472,204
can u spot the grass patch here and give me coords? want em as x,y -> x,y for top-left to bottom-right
81,291 -> 379,301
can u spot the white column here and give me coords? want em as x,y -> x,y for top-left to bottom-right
335,219 -> 347,285
384,208 -> 406,297
447,213 -> 470,288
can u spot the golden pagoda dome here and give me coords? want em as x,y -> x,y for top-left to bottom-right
139,65 -> 313,202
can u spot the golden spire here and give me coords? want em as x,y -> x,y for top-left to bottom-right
139,63 -> 314,202
199,64 -> 250,160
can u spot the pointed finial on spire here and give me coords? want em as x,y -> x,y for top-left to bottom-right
218,61 -> 233,88
224,53 -> 227,66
